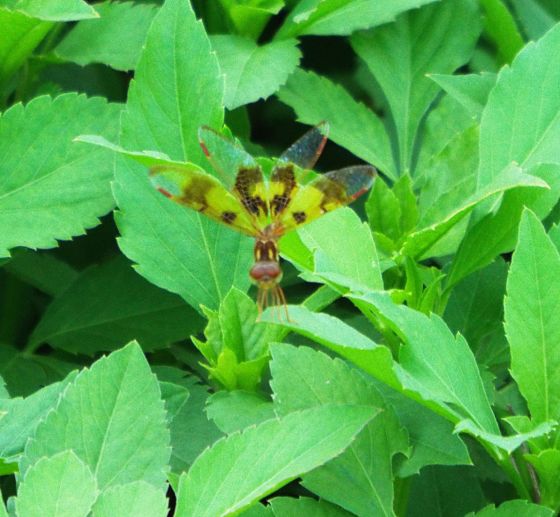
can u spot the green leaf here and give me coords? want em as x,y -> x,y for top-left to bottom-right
448,163 -> 560,287
175,404 -> 377,517
454,418 -> 555,455
206,390 -> 275,433
0,9 -> 52,97
91,481 -> 168,517
401,164 -> 548,260
120,0 -> 223,167
211,35 -> 301,110
15,451 -> 97,517
219,0 -> 283,39
479,22 -> 560,187
113,158 -> 253,312
348,292 -> 499,435
113,0 -> 252,312
167,377 -> 223,472
21,343 -> 170,490
0,491 -> 6,517
479,0 -> 524,63
28,255 -> 201,355
261,305 -> 398,388
270,344 -> 407,517
351,0 -> 481,172
429,72 -> 496,118
4,250 -> 78,296
366,176 -> 402,243
283,208 -> 383,292
0,0 -> 97,21
407,465 -> 486,517
269,496 -> 353,516
509,0 -> 556,40
444,260 -> 508,369
277,69 -> 396,179
504,209 -> 560,424
55,1 -> 158,71
277,0 -> 440,37
0,343 -> 76,396
525,449 -> 560,512
468,500 -> 555,517
0,376 -> 73,460
0,94 -> 120,258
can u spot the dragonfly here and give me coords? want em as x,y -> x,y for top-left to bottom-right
150,122 -> 376,318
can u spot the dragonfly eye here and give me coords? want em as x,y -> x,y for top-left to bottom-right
250,261 -> 282,284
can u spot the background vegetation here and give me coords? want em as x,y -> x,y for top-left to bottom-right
1,0 -> 560,515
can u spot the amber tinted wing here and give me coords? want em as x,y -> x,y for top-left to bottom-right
268,122 -> 329,220
278,165 -> 376,232
150,164 -> 258,237
199,126 -> 269,228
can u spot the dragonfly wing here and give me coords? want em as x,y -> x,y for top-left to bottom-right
277,165 -> 376,232
150,164 -> 258,237
199,126 -> 258,190
277,122 -> 329,170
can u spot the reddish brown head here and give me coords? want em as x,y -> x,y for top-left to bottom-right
250,260 -> 283,289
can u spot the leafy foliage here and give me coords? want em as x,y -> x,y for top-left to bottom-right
2,0 -> 560,514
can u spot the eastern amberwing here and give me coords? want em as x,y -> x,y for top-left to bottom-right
150,122 -> 375,317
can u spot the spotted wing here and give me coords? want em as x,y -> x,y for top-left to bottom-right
268,122 -> 329,220
277,165 -> 376,232
199,126 -> 269,228
150,164 -> 258,237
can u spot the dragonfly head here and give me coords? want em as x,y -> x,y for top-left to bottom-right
250,260 -> 283,289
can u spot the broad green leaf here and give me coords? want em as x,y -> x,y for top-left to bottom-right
0,9 -> 52,96
114,0 -> 252,311
283,208 -> 383,292
479,0 -> 524,63
277,69 -> 395,179
159,381 -> 189,423
525,449 -> 560,512
28,255 -> 201,355
509,0 -> 555,40
0,94 -> 120,258
269,497 -> 353,516
175,404 -> 377,517
448,163 -> 560,287
385,390 -> 471,476
348,292 -> 499,435
468,500 -> 555,517
120,0 -> 223,167
504,209 -> 560,424
401,164 -> 548,259
261,305 -> 398,388
444,260 -> 508,368
4,250 -> 78,296
351,0 -> 481,172
0,0 -> 97,21
270,344 -> 407,517
407,465 -> 485,517
113,158 -> 253,312
0,376 -> 73,459
206,390 -> 275,433
479,22 -> 560,187
15,451 -> 97,517
276,0 -> 440,37
91,481 -> 168,517
366,176 -> 402,244
429,72 -> 496,118
55,1 -> 158,71
0,343 -> 76,396
167,376 -> 223,472
211,35 -> 301,110
21,343 -> 170,490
